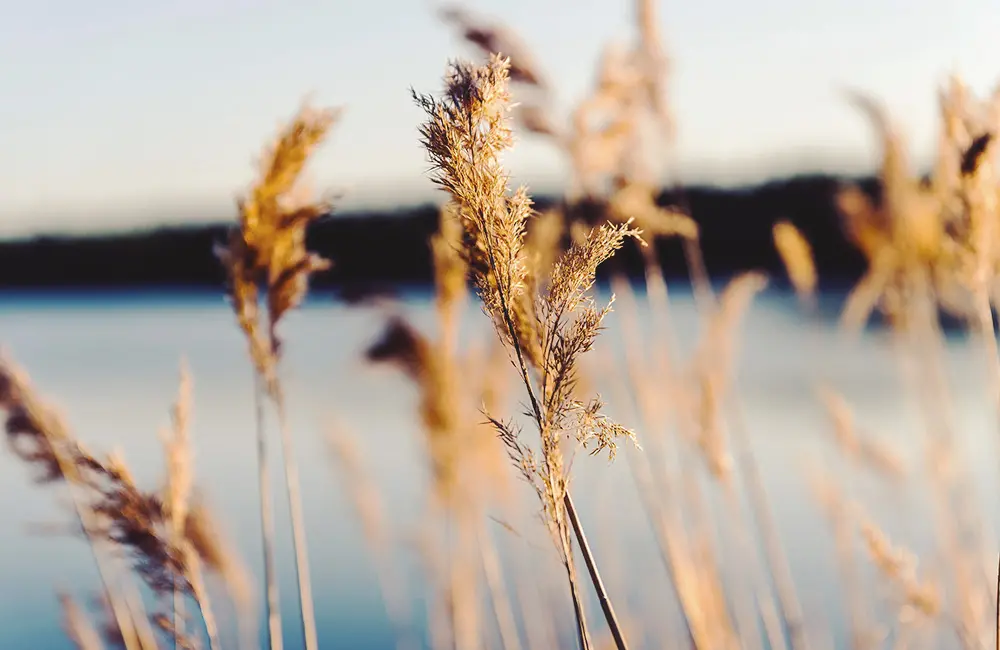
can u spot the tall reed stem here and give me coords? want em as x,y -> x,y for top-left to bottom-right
564,492 -> 630,650
562,534 -> 593,650
254,374 -> 283,650
190,569 -> 222,650
77,512 -> 143,650
478,524 -> 522,650
728,404 -> 809,650
274,387 -> 319,650
681,237 -> 809,650
120,578 -> 159,650
975,289 -> 1000,421
172,578 -> 184,650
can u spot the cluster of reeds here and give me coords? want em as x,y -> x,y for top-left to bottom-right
428,3 -> 1000,650
0,102 -> 340,650
1,356 -> 251,650
6,0 -> 1000,649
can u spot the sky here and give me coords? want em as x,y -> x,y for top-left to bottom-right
1,0 -> 999,236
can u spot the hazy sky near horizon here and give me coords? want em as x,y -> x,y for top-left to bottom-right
2,0 -> 999,235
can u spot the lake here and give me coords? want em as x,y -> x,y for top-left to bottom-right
1,287 -> 998,650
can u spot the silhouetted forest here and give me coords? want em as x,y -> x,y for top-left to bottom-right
0,174 -> 879,295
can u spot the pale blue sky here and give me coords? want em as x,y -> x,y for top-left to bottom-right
1,0 -> 999,235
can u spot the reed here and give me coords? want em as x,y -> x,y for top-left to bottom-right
216,103 -> 340,650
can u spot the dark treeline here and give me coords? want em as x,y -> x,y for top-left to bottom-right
0,174 -> 878,295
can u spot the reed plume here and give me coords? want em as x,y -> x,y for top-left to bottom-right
414,54 -> 640,650
217,103 -> 340,650
90,364 -> 248,650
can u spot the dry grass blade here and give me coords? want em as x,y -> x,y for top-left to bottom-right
161,361 -> 193,647
634,0 -> 672,138
687,272 -> 767,483
816,386 -> 906,480
185,498 -> 255,646
859,516 -> 941,619
773,221 -> 817,305
60,592 -> 107,650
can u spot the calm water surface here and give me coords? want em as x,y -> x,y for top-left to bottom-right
1,288 -> 998,649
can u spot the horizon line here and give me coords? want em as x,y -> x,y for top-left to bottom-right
1,153 -> 895,240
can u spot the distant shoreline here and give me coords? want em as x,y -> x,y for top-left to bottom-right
0,173 -> 876,291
